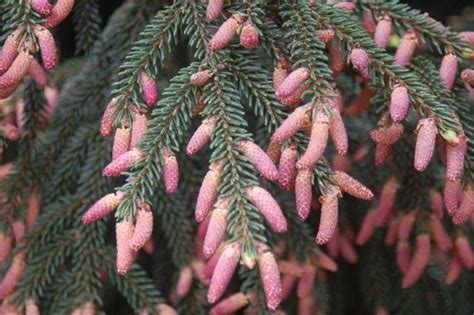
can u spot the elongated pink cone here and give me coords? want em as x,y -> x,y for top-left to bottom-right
240,23 -> 260,49
25,298 -> 40,315
31,0 -> 53,15
240,141 -> 279,181
26,189 -> 41,228
140,72 -> 158,106
130,113 -> 147,148
398,212 -> 416,241
82,192 -> 125,224
385,217 -> 399,246
345,85 -> 375,116
0,83 -> 17,99
317,29 -> 335,43
0,30 -> 21,73
190,70 -> 212,86
175,266 -> 193,298
272,57 -> 289,89
297,264 -> 316,298
295,169 -> 312,220
0,252 -> 25,298
0,230 -> 13,262
439,53 -> 457,90
271,103 -> 312,143
446,135 -> 467,181
444,178 -> 462,214
390,85 -> 410,122
374,177 -> 400,226
429,215 -> 452,252
44,0 -> 75,28
350,48 -> 370,79
143,238 -> 154,255
330,171 -> 374,200
208,14 -> 245,51
276,67 -> 310,100
340,237 -> 358,263
266,140 -> 282,165
112,127 -> 131,160
103,148 -> 144,177
196,163 -> 222,222
0,51 -> 33,90
100,98 -> 117,138
317,251 -> 338,271
414,118 -> 437,171
326,229 -> 340,257
430,188 -> 445,219
204,245 -> 224,280
281,83 -> 308,109
362,9 -> 376,33
402,234 -> 431,287
28,59 -> 47,87
162,148 -> 179,193
279,260 -> 304,277
328,38 -> 345,75
258,251 -> 282,310
281,274 -> 298,300
316,186 -> 341,244
12,221 -> 25,242
187,116 -> 217,155
369,123 -> 404,145
396,241 -> 411,273
129,205 -> 153,251
356,210 -> 377,245
116,220 -> 136,274
329,110 -> 348,156
278,144 -> 297,191
460,31 -> 474,45
197,214 -> 211,241
297,110 -> 329,170
455,236 -> 474,269
204,206 -> 228,258
206,0 -> 224,21
246,186 -> 287,232
0,123 -> 20,141
208,242 -> 241,304
33,26 -> 56,70
461,69 -> 474,84
210,292 -> 249,315
453,186 -> 474,224
446,257 -> 463,285
394,30 -> 418,66
374,14 -> 392,48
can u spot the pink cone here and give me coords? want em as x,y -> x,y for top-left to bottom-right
402,234 -> 431,287
266,140 -> 282,165
130,113 -> 147,148
206,0 -> 224,22
0,230 -> 13,262
295,169 -> 313,220
385,217 -> 399,246
12,221 -> 25,242
112,127 -> 131,160
296,264 -> 316,298
374,15 -> 392,48
340,236 -> 358,263
28,59 -> 47,88
460,31 -> 474,46
429,188 -> 445,219
281,274 -> 297,300
461,69 -> 474,84
281,83 -> 308,109
414,118 -> 437,171
25,298 -> 40,315
190,70 -> 212,86
444,178 -> 462,214
374,177 -> 400,226
204,245 -> 224,280
328,38 -> 345,75
240,141 -> 279,181
187,116 -> 217,155
116,220 -> 136,274
453,186 -> 474,224
204,205 -> 228,258
140,72 -> 158,106
195,163 -> 222,222
446,135 -> 467,181
82,192 -> 125,224
162,148 -> 179,193
272,58 -> 289,89
31,0 -> 53,15
429,215 -> 452,252
390,85 -> 410,122
345,85 -> 375,116
0,51 -> 33,90
275,68 -> 310,100
332,154 -> 352,173
396,241 -> 411,274
455,236 -> 474,269
394,30 -> 418,66
398,212 -> 416,241
240,23 -> 260,49
316,186 -> 341,244
208,242 -> 241,304
44,0 -> 75,28
0,29 -> 21,73
0,123 -> 20,141
333,1 -> 356,10
369,123 -> 404,145
326,228 -> 340,257
129,205 -> 153,251
445,257 -> 463,285
258,251 -> 282,310
317,29 -> 335,43
210,292 -> 249,315
100,98 -> 117,138
330,171 -> 374,200
439,53 -> 457,90
271,103 -> 312,143
329,110 -> 348,155
208,14 -> 245,51
103,148 -> 144,177
0,252 -> 25,298
297,110 -> 329,170
26,189 -> 41,228
33,26 -> 56,70
356,210 -> 377,245
317,251 -> 338,271
246,186 -> 287,233
350,48 -> 370,79
362,10 -> 376,33
176,266 -> 193,298
278,144 -> 297,191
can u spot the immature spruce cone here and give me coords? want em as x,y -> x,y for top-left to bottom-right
445,257 -> 463,285
31,0 -> 53,15
140,72 -> 158,106
208,242 -> 241,304
398,212 -> 416,241
187,116 -> 217,155
452,186 -> 474,225
330,171 -> 374,200
0,51 -> 33,91
246,186 -> 288,233
190,69 -> 213,86
316,186 -> 341,244
0,252 -> 25,298
33,26 -> 57,70
258,251 -> 282,311
461,69 -> 474,84
195,162 -> 222,222
297,264 -> 316,298
390,85 -> 410,122
429,215 -> 452,252
0,29 -> 21,73
374,177 -> 400,226
460,31 -> 474,46
0,231 -> 13,263
350,48 -> 370,78
439,53 -> 458,90
329,110 -> 348,156
208,15 -> 245,51
374,14 -> 392,48
297,110 -> 329,170
28,59 -> 47,88
271,103 -> 311,143
394,30 -> 418,66
240,23 -> 260,49
162,148 -> 179,193
396,241 -> 411,274
82,191 -> 125,224
116,221 -> 136,274
317,29 -> 335,43
446,135 -> 467,181
369,123 -> 404,145
278,144 -> 297,191
129,204 -> 153,251
130,113 -> 147,148
240,140 -> 279,181
44,0 -> 75,28
295,168 -> 312,220
204,198 -> 230,258
112,127 -> 131,160
414,118 -> 437,171
444,178 -> 462,215
206,0 -> 224,22
25,298 -> 40,315
100,98 -> 118,138
176,266 -> 193,298
356,210 -> 377,245
210,293 -> 249,315
375,143 -> 392,166
275,67 -> 310,100
430,188 -> 445,219
402,234 -> 431,288
103,148 -> 144,177
454,236 -> 474,269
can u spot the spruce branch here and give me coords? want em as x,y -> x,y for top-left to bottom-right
72,0 -> 102,55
